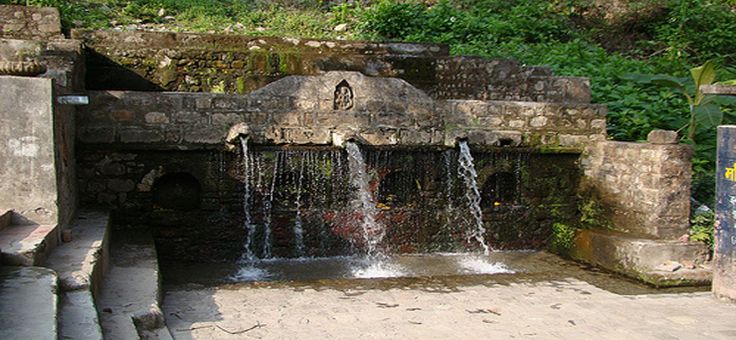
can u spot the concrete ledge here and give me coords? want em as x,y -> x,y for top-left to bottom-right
0,222 -> 59,266
46,210 -> 110,340
60,290 -> 103,340
569,228 -> 711,287
46,210 -> 110,294
0,266 -> 58,340
98,228 -> 172,338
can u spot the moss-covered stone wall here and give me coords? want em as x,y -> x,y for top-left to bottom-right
72,30 -> 590,103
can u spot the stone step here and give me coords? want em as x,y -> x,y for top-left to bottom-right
60,290 -> 103,340
47,210 -> 110,340
569,228 -> 712,287
0,222 -> 58,266
98,228 -> 171,339
0,266 -> 58,340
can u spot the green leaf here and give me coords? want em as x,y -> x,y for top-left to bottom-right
691,60 -> 717,105
716,79 -> 736,86
703,95 -> 736,106
693,103 -> 723,129
650,74 -> 688,93
620,73 -> 656,83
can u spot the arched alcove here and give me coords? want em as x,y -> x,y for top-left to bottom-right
152,172 -> 202,210
378,170 -> 419,206
481,171 -> 516,206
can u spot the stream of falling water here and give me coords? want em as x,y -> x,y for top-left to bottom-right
238,136 -> 257,262
345,142 -> 385,258
261,152 -> 279,259
457,141 -> 491,255
293,153 -> 306,257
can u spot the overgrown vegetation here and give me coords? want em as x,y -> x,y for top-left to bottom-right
6,0 -> 735,246
549,222 -> 576,254
690,210 -> 715,250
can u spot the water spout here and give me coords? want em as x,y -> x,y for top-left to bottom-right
457,141 -> 491,255
238,136 -> 257,262
345,141 -> 385,258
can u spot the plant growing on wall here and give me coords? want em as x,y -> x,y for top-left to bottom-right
624,60 -> 736,143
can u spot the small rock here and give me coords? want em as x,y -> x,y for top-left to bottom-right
62,229 -> 72,243
678,233 -> 690,242
256,26 -> 266,32
647,129 -> 678,144
655,261 -> 683,272
157,8 -> 166,17
681,260 -> 696,269
334,23 -> 348,32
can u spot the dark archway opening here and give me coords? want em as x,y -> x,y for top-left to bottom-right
378,170 -> 419,206
481,172 -> 517,207
152,172 -> 202,210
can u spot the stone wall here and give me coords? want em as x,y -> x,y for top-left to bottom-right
0,76 -> 59,224
76,148 -> 580,261
76,71 -> 606,150
0,5 -> 62,40
580,137 -> 692,239
71,30 -> 590,103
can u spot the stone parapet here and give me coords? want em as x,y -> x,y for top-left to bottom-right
580,139 -> 692,239
76,72 -> 606,150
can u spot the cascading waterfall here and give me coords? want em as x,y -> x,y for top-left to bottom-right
345,142 -> 385,258
457,141 -> 491,255
238,136 -> 257,262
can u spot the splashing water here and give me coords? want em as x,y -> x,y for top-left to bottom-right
345,142 -> 385,258
457,141 -> 491,255
457,256 -> 513,274
230,265 -> 271,281
351,259 -> 406,279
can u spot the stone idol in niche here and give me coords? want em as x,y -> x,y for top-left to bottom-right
333,79 -> 354,110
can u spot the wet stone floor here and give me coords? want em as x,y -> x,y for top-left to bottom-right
162,252 -> 736,339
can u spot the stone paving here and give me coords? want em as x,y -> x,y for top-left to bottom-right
163,279 -> 736,339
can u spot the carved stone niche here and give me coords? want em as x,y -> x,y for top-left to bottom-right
333,79 -> 354,110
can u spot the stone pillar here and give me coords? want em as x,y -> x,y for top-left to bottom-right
714,125 -> 736,301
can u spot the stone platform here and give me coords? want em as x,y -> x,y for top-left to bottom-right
0,221 -> 58,266
569,228 -> 711,287
164,278 -> 736,339
0,266 -> 58,340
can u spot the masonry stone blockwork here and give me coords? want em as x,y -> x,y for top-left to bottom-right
581,140 -> 693,239
0,4 -> 714,287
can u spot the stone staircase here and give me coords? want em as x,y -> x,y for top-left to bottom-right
0,209 -> 171,339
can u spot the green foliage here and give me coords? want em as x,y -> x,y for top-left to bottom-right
623,60 -> 736,142
690,211 -> 714,250
549,222 -> 576,254
579,198 -> 613,229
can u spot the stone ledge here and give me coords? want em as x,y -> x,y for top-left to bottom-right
0,266 -> 58,340
568,228 -> 711,287
46,210 -> 110,294
98,229 -> 171,339
0,221 -> 59,266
